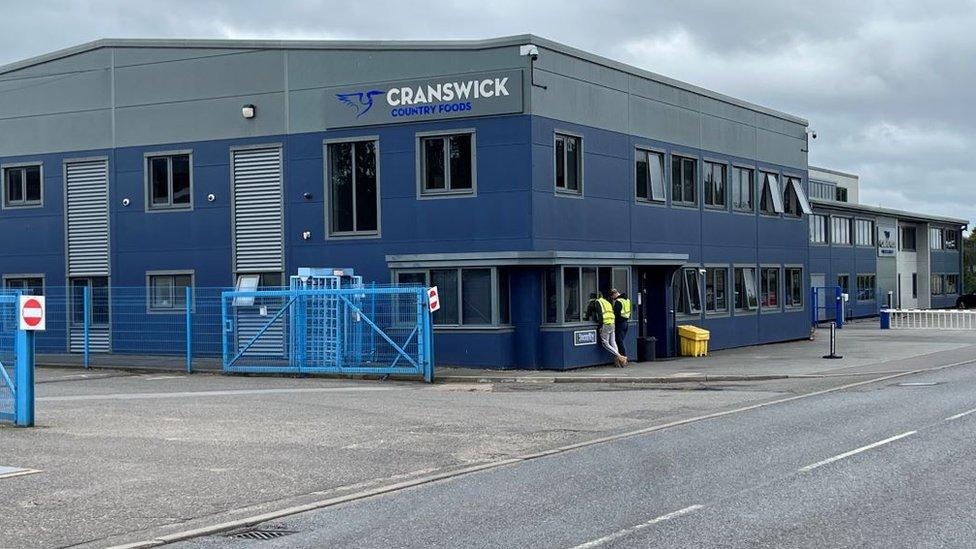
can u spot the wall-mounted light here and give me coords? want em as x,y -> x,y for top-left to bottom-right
303,192 -> 313,200
121,198 -> 130,207
207,193 -> 216,202
241,104 -> 256,119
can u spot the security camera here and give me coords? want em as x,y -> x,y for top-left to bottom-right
807,129 -> 817,139
519,44 -> 539,61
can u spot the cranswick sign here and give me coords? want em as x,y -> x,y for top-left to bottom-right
325,69 -> 523,128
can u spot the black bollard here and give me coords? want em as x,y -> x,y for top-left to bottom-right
822,321 -> 843,359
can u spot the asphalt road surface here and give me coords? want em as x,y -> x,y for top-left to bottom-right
178,363 -> 976,549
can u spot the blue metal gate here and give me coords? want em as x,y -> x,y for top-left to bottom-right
0,294 -> 35,427
811,286 -> 844,328
221,287 -> 433,381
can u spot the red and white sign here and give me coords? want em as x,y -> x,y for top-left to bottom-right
427,286 -> 440,313
19,295 -> 46,331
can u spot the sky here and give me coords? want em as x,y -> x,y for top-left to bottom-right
3,1 -> 973,228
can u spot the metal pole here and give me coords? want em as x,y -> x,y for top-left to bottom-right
220,292 -> 229,371
83,286 -> 90,369
822,321 -> 843,359
15,329 -> 34,427
185,286 -> 193,374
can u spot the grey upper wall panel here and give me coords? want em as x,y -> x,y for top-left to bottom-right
0,110 -> 112,157
113,47 -> 256,68
0,48 -> 111,80
701,115 -> 757,160
699,96 -> 757,127
116,92 -> 287,147
287,47 -> 523,89
0,69 -> 110,119
115,49 -> 285,107
532,70 -> 630,135
628,95 -> 702,149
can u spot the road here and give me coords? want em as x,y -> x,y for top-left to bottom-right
178,363 -> 976,549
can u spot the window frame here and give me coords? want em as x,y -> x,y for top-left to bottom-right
930,227 -> 944,250
324,136 -> 382,239
703,265 -> 729,314
733,265 -> 759,314
731,164 -> 755,213
945,274 -> 959,295
856,273 -> 877,302
634,146 -> 667,204
782,174 -> 810,218
394,266 -> 510,328
809,214 -> 828,245
553,131 -> 584,197
931,274 -> 944,296
146,270 -> 195,313
2,274 -> 45,296
837,274 -> 851,297
702,159 -> 728,210
759,265 -> 782,312
943,229 -> 958,250
758,171 -> 784,215
670,154 -> 699,208
784,266 -> 804,309
1,162 -> 44,210
144,151 -> 193,212
831,216 -> 853,246
675,266 -> 703,317
541,265 -> 631,325
854,218 -> 875,247
415,129 -> 477,199
899,226 -> 917,251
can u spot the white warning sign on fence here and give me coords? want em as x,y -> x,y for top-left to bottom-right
427,286 -> 440,313
19,295 -> 45,331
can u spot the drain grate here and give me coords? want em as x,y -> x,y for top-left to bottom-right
225,528 -> 296,541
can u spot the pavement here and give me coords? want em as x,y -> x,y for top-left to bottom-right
0,325 -> 974,548
439,322 -> 976,382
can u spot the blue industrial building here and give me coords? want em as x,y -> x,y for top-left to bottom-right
0,35 -> 958,370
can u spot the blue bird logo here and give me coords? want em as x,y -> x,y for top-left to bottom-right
336,90 -> 385,118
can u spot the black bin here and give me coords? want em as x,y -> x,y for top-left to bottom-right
636,336 -> 657,362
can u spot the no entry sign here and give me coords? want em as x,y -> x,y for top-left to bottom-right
427,286 -> 440,313
19,296 -> 45,331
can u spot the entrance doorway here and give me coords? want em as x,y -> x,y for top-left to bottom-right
636,266 -> 676,359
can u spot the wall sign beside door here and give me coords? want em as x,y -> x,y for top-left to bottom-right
574,329 -> 598,346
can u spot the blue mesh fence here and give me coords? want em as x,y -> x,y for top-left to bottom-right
0,295 -> 17,420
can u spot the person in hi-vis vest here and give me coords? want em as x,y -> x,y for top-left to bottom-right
611,289 -> 631,360
594,291 -> 627,367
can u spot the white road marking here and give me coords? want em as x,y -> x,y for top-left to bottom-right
0,467 -> 41,480
568,505 -> 704,549
799,431 -> 916,473
143,376 -> 184,380
38,386 -> 397,402
944,408 -> 976,421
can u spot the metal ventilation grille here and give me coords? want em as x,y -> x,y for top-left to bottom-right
232,147 -> 284,273
65,160 -> 110,276
225,528 -> 296,540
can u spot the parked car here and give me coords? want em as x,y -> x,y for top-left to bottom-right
957,292 -> 976,309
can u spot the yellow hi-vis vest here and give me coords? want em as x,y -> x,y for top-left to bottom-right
597,297 -> 615,325
617,298 -> 632,320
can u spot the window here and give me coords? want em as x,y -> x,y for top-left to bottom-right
856,274 -> 876,301
734,267 -> 758,311
760,267 -> 780,309
146,154 -> 190,210
704,267 -> 728,312
70,277 -> 109,326
836,187 -> 849,202
809,180 -> 835,201
676,267 -> 702,315
759,172 -> 784,214
783,177 -> 803,217
946,274 -> 959,294
328,140 -> 378,235
809,214 -> 828,244
544,268 -> 558,324
931,274 -> 943,296
831,217 -> 852,245
837,274 -> 850,296
419,133 -> 474,195
855,219 -> 875,246
912,273 -> 918,298
785,267 -> 803,308
703,161 -> 726,208
671,155 -> 697,206
731,167 -> 754,211
3,164 -> 42,208
635,149 -> 666,202
930,228 -> 944,250
148,273 -> 193,312
543,266 -> 630,324
403,267 -> 508,326
944,229 -> 958,250
900,227 -> 916,251
4,277 -> 43,295
554,133 -> 582,194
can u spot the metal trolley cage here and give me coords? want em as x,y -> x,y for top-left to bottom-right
221,283 -> 433,382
